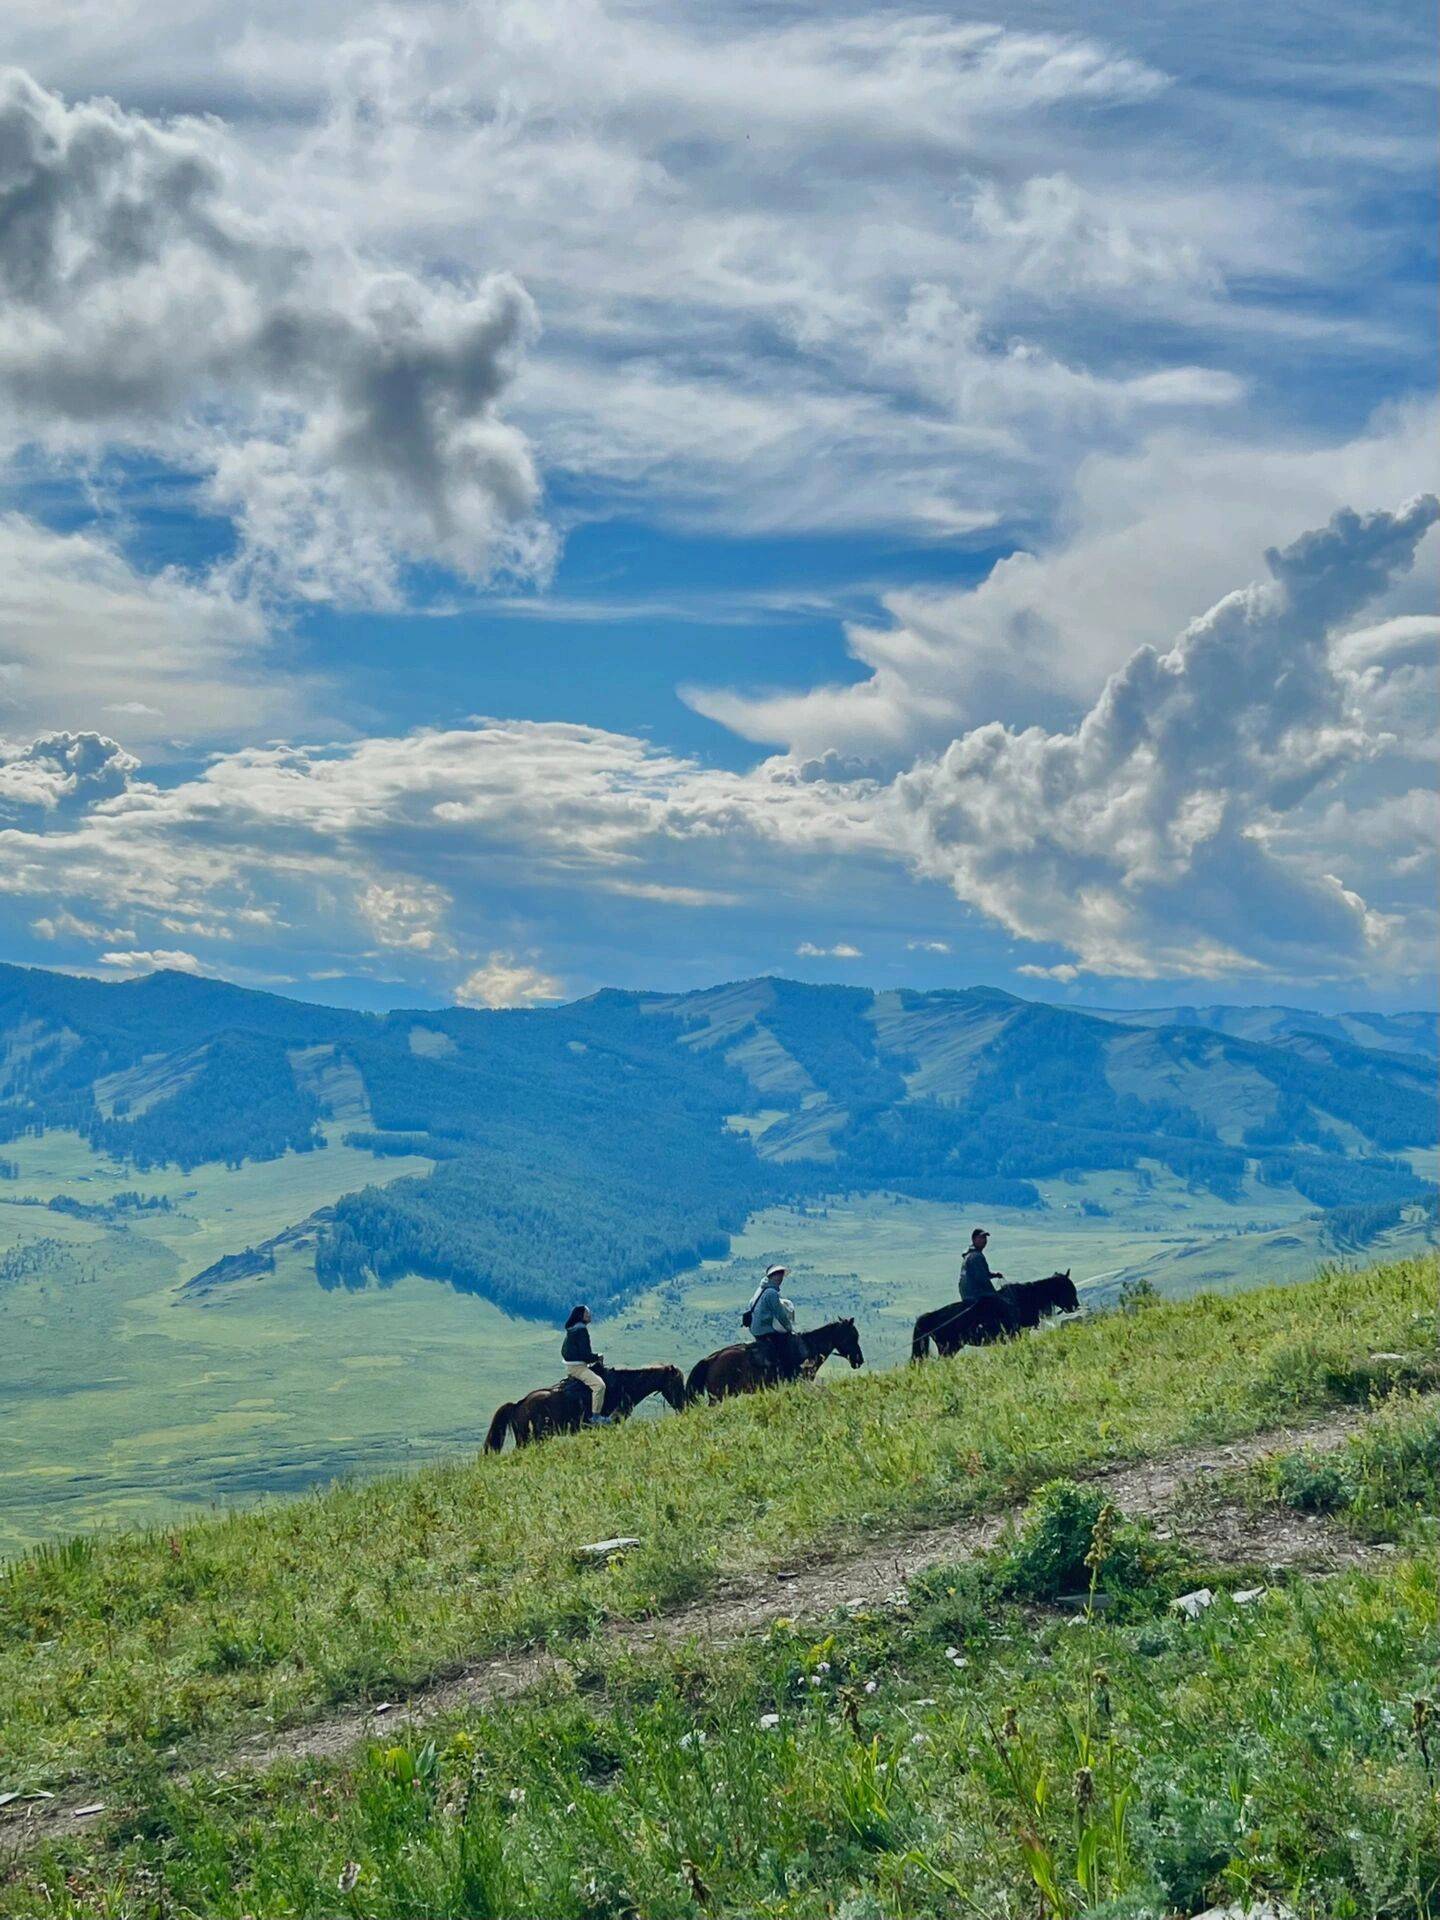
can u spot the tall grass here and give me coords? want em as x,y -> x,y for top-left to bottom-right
6,1409 -> 1434,1917
0,1255 -> 1433,1793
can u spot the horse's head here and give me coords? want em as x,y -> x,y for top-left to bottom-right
1045,1270 -> 1080,1314
835,1316 -> 865,1369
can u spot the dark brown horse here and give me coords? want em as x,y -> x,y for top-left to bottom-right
911,1271 -> 1078,1360
686,1317 -> 865,1403
484,1363 -> 687,1450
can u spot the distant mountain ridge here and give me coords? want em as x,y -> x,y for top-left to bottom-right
0,962 -> 1433,1317
1084,1001 -> 1438,1061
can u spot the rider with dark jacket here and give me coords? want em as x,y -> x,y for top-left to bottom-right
562,1305 -> 611,1424
959,1228 -> 1003,1303
749,1265 -> 806,1382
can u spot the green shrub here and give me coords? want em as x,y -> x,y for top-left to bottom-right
1001,1479 -> 1179,1608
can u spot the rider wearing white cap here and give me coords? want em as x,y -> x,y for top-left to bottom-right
747,1264 -> 805,1382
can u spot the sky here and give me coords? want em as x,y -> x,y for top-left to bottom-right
0,0 -> 1435,1014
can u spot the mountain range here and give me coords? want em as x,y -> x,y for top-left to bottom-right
1,962 -> 1433,1320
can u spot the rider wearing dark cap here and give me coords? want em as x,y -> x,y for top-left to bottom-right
959,1228 -> 1004,1304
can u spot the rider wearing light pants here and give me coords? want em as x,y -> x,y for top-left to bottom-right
562,1304 -> 609,1422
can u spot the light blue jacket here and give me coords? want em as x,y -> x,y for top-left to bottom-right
750,1283 -> 795,1339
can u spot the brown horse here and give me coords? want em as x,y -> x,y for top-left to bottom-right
484,1363 -> 687,1451
686,1317 -> 865,1403
911,1271 -> 1078,1360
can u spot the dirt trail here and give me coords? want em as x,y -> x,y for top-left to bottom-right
0,1404 -> 1399,1852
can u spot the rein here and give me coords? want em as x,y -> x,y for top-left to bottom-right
925,1300 -> 989,1341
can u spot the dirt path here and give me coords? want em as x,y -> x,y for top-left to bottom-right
0,1404 -> 1398,1853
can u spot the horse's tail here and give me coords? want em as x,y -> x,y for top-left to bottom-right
911,1323 -> 932,1362
484,1402 -> 517,1452
685,1357 -> 711,1403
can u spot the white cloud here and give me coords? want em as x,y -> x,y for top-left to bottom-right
31,908 -> 136,943
0,495 -> 1432,994
689,400 -> 1440,761
907,939 -> 951,954
94,948 -> 205,977
885,495 -> 1439,978
0,730 -> 138,819
0,66 -> 547,605
0,516 -> 283,747
455,953 -> 564,1008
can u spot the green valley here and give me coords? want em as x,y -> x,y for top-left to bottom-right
0,963 -> 1434,1549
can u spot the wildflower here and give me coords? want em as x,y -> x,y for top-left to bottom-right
507,1787 -> 526,1805
910,1731 -> 928,1748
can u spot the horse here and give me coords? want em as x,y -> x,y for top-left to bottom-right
484,1361 -> 687,1451
911,1270 -> 1078,1360
601,1363 -> 689,1419
686,1317 -> 865,1403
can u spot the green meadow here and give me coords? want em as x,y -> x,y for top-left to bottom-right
1,1118 -> 1431,1553
4,1370 -> 1436,1918
0,1254 -> 1432,1798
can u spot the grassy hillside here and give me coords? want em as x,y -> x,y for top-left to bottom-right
12,1146 -> 1432,1555
0,1256 -> 1432,1800
7,1407 -> 1434,1919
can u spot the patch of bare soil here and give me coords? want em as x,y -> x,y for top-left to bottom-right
0,1402 -> 1401,1853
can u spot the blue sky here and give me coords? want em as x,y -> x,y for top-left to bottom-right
0,0 -> 1434,1013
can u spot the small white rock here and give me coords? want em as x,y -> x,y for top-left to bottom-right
1190,1903 -> 1294,1920
1233,1587 -> 1266,1606
576,1536 -> 642,1558
1172,1588 -> 1214,1620
758,1713 -> 781,1731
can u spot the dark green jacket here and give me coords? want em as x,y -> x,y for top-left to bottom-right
959,1248 -> 997,1302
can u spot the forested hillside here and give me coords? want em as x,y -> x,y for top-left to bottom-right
0,963 -> 1432,1320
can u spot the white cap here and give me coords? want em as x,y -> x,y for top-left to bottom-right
765,1264 -> 787,1280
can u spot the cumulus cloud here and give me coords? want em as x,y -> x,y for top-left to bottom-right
0,66 -> 547,603
0,730 -> 138,820
886,495 -> 1439,977
690,401 -> 1440,761
0,500 -> 1432,994
455,953 -> 564,1008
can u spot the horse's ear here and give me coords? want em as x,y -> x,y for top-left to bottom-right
1065,1268 -> 1071,1278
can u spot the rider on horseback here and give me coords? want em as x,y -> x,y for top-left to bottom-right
562,1305 -> 612,1424
748,1265 -> 806,1382
959,1228 -> 1004,1303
